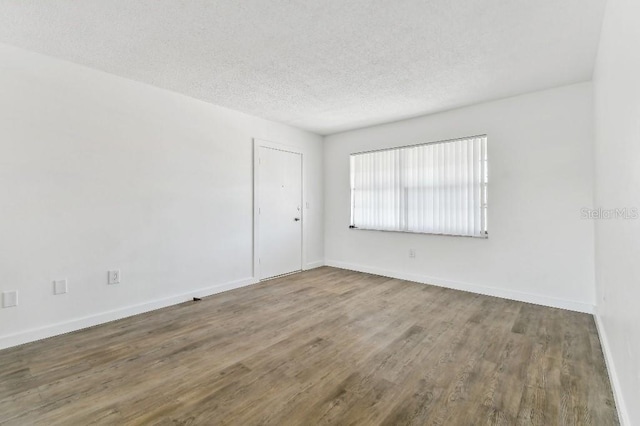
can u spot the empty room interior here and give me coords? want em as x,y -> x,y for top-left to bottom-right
0,0 -> 639,425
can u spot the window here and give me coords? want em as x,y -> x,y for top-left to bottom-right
349,135 -> 488,237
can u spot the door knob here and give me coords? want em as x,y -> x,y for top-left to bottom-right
294,218 -> 301,221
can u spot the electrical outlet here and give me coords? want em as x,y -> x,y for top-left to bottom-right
409,249 -> 416,258
2,291 -> 18,308
53,279 -> 68,295
108,270 -> 121,285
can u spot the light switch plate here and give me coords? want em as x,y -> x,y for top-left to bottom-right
53,279 -> 68,295
2,291 -> 18,308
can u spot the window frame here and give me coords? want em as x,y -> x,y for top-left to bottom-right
349,134 -> 488,238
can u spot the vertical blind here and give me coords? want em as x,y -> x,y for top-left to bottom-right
350,135 -> 488,237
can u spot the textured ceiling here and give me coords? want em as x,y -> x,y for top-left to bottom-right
0,0 -> 606,135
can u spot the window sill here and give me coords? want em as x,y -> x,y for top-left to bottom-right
348,226 -> 488,239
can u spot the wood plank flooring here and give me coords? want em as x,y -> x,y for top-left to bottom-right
0,267 -> 618,425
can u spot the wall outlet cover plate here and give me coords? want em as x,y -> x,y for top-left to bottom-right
53,279 -> 68,295
108,270 -> 121,285
2,291 -> 18,308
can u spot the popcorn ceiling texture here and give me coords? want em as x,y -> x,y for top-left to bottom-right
0,0 -> 606,135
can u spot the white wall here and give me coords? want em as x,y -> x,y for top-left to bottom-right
325,83 -> 596,312
592,0 -> 640,423
0,44 -> 323,349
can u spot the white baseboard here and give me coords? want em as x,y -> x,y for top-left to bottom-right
325,260 -> 594,314
594,311 -> 631,426
0,276 -> 258,351
304,260 -> 325,270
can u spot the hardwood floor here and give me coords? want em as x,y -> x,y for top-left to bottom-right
0,267 -> 618,425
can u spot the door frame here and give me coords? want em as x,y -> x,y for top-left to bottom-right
253,138 -> 304,281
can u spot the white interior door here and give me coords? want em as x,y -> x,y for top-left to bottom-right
258,146 -> 302,279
